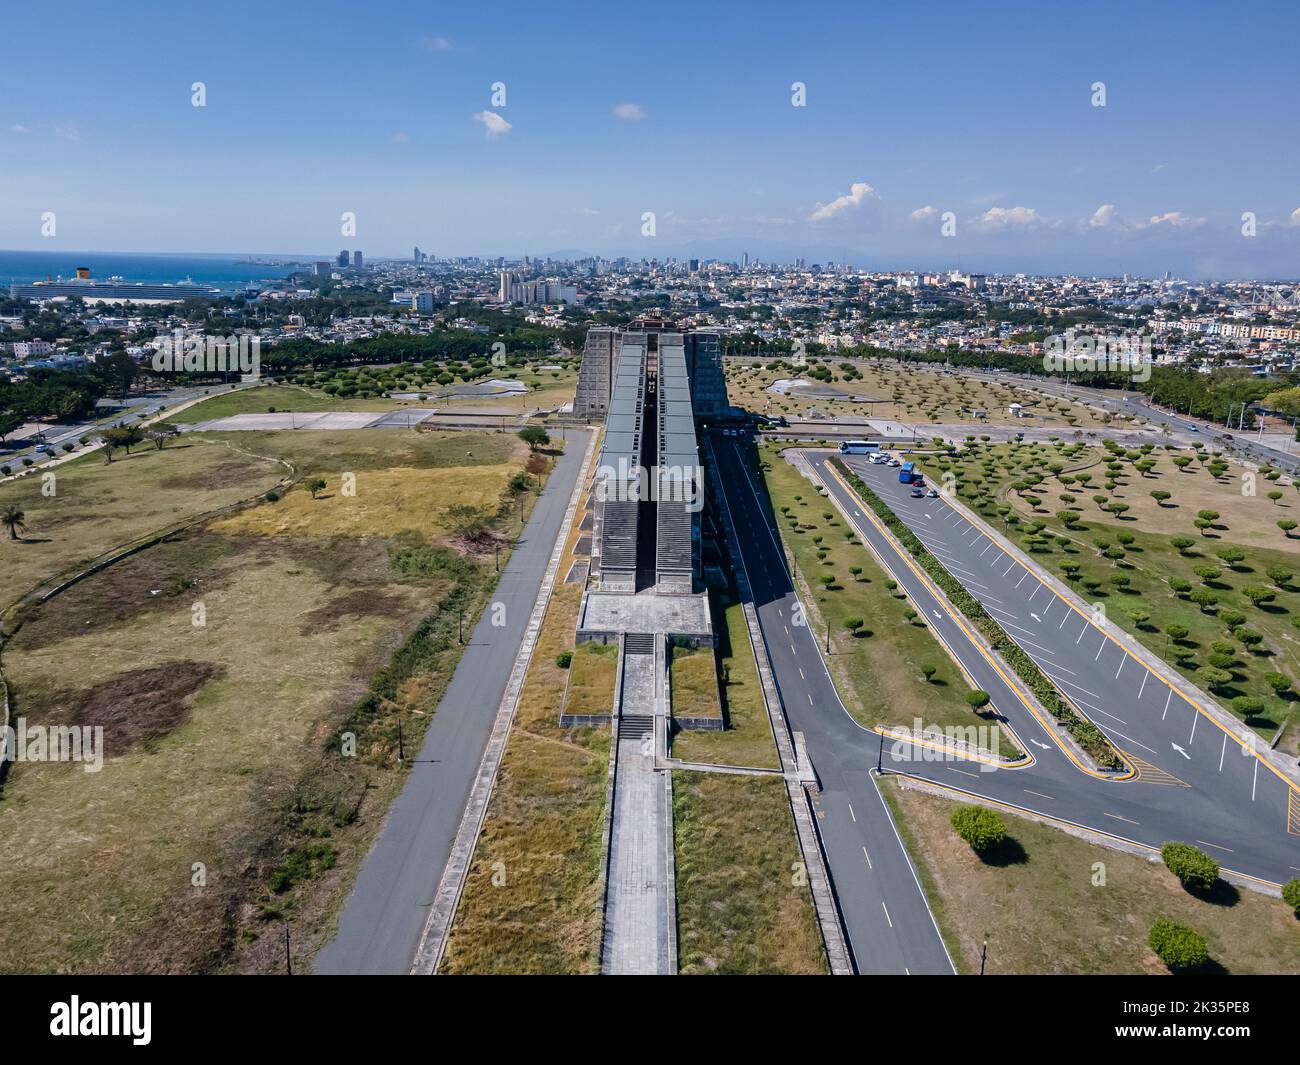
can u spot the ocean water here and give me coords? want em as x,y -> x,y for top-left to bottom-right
0,250 -> 301,291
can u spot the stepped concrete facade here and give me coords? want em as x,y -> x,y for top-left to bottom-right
581,317 -> 726,601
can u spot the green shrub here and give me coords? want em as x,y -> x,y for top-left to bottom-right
555,652 -> 573,669
950,805 -> 1007,854
1147,918 -> 1208,972
1283,878 -> 1300,915
1160,841 -> 1219,891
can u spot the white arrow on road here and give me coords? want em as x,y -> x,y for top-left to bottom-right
932,610 -> 942,620
1171,742 -> 1191,760
1030,612 -> 1041,622
1029,738 -> 1053,750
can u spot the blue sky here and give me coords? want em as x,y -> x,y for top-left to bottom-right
1,0 -> 1297,277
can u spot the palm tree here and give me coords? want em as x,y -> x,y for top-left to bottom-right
3,504 -> 26,540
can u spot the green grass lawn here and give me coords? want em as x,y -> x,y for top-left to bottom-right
171,384 -> 410,423
760,443 -> 1020,757
673,772 -> 826,974
885,780 -> 1300,975
669,644 -> 720,721
671,598 -> 779,770
564,641 -> 618,717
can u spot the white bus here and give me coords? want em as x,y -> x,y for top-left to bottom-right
838,440 -> 880,455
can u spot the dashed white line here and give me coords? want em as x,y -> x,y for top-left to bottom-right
1162,689 -> 1173,721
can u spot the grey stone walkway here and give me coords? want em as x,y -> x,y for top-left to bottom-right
601,647 -> 673,975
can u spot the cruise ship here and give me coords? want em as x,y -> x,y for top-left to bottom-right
9,268 -> 217,303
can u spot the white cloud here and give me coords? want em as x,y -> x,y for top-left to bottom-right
53,123 -> 80,142
578,207 -> 600,216
391,131 -> 410,143
1289,208 -> 1300,227
472,111 -> 512,139
1145,211 -> 1205,228
975,205 -> 1039,230
1088,203 -> 1119,228
909,205 -> 936,223
809,182 -> 876,222
10,123 -> 31,134
613,102 -> 646,121
1151,163 -> 1170,174
419,35 -> 454,52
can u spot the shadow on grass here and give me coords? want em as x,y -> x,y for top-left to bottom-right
977,836 -> 1028,868
1185,878 -> 1241,908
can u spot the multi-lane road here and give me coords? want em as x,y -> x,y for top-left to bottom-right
710,435 -> 954,975
712,432 -> 1300,971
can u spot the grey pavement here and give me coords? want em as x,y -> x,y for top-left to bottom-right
811,449 -> 1300,886
313,430 -> 591,974
601,646 -> 673,974
710,435 -> 954,975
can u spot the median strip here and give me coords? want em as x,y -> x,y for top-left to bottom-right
830,458 -> 1122,771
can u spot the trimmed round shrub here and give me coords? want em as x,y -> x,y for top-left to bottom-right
1148,918 -> 1208,972
1282,878 -> 1300,915
1160,841 -> 1219,891
950,804 -> 1007,854
555,652 -> 573,669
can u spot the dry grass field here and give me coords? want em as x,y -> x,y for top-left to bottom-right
0,427 -> 533,973
886,780 -> 1300,975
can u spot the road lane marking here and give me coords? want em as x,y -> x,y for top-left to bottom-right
1196,840 -> 1234,853
1015,572 -> 1028,589
1137,671 -> 1148,700
1219,733 -> 1227,772
1189,709 -> 1199,744
1103,811 -> 1139,825
862,846 -> 872,869
881,901 -> 893,928
1002,561 -> 1016,577
1094,637 -> 1107,661
946,766 -> 980,779
1023,789 -> 1055,801
1114,658 -> 1125,681
1162,689 -> 1172,720
847,803 -> 856,822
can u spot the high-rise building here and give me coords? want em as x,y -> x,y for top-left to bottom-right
311,261 -> 331,276
497,270 -> 577,305
337,250 -> 350,268
352,250 -> 364,269
413,246 -> 421,263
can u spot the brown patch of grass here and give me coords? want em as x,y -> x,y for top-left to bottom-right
300,588 -> 411,633
74,661 -> 222,757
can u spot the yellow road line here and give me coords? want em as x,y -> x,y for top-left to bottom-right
822,458 -> 1132,782
927,472 -> 1300,804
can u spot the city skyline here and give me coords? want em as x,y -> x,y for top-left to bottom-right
2,1 -> 1299,278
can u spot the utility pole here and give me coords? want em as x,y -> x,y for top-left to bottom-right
458,609 -> 465,644
979,937 -> 988,976
876,729 -> 884,773
285,927 -> 292,975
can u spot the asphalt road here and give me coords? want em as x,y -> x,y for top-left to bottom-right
710,435 -> 954,975
313,430 -> 590,975
811,450 -> 1300,886
990,373 -> 1300,475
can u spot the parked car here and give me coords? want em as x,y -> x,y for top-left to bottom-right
926,488 -> 939,498
910,486 -> 925,497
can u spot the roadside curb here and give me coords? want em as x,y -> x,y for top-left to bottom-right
411,429 -> 598,975
936,477 -> 1300,791
705,435 -> 854,976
